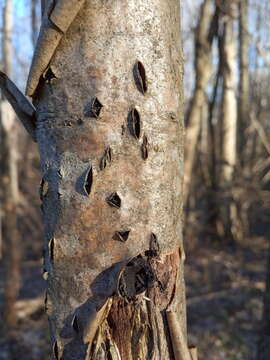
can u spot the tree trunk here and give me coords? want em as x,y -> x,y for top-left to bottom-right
0,0 -> 21,331
217,2 -> 238,242
31,0 -> 38,47
183,0 -> 218,207
238,0 -> 249,166
220,5 -> 237,183
24,0 -> 187,358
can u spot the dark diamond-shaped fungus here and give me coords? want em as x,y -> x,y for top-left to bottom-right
43,67 -> 57,83
100,146 -> 112,170
141,134 -> 148,160
133,61 -> 148,94
83,166 -> 93,196
128,108 -> 141,139
89,97 -> 103,118
113,231 -> 130,242
106,192 -> 121,208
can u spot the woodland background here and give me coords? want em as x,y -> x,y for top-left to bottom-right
1,0 -> 270,359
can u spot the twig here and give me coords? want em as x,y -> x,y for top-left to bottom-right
0,71 -> 36,141
166,310 -> 192,360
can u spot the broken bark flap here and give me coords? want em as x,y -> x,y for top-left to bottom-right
117,255 -> 155,301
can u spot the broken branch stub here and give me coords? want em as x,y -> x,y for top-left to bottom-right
0,71 -> 36,141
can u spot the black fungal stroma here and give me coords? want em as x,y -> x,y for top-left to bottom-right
118,255 -> 155,300
113,231 -> 130,242
88,97 -> 103,118
128,108 -> 141,139
106,192 -> 121,208
83,166 -> 93,196
133,61 -> 148,94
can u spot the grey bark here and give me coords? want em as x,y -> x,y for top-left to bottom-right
1,0 -> 188,359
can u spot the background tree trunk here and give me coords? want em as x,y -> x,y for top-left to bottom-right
27,0 -> 187,359
31,0 -> 38,47
220,9 -> 237,183
183,0 -> 218,208
217,2 -> 238,241
238,0 -> 250,166
0,0 -> 21,332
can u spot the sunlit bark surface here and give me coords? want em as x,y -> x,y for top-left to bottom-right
28,0 -> 186,358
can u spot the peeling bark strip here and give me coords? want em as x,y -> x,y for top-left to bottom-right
26,0 -> 85,96
25,0 -> 185,358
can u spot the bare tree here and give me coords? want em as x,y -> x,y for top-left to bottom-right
238,0 -> 250,165
215,1 -> 238,241
220,3 -> 237,183
0,0 -> 191,359
31,0 -> 38,46
0,0 -> 21,331
184,0 -> 218,207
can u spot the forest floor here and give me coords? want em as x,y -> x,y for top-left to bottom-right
0,234 -> 268,359
186,235 -> 268,360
